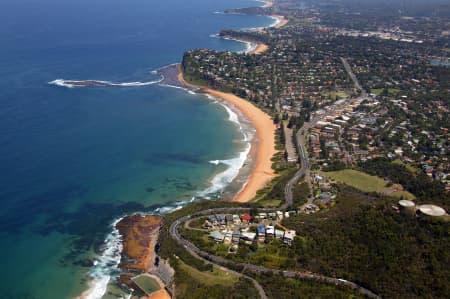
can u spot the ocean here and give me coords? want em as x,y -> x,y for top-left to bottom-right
0,0 -> 274,298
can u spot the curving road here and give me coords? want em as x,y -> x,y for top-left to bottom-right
169,209 -> 381,299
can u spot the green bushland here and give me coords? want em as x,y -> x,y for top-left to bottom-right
282,186 -> 450,299
254,166 -> 297,206
391,159 -> 419,174
256,274 -> 364,299
292,180 -> 310,206
180,187 -> 450,298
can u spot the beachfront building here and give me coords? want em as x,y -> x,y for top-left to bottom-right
275,229 -> 285,239
241,232 -> 256,243
283,230 -> 296,245
232,230 -> 240,244
240,214 -> 251,223
209,231 -> 225,243
224,230 -> 232,244
257,224 -> 266,242
276,211 -> 284,221
266,225 -> 275,237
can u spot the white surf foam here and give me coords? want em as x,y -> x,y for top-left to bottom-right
49,79 -> 76,88
268,15 -> 281,28
78,218 -> 123,299
49,77 -> 163,88
158,83 -> 198,95
209,33 -> 257,54
198,99 -> 253,197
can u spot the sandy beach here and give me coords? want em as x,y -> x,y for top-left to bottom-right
273,15 -> 289,29
260,0 -> 273,8
146,289 -> 171,299
249,43 -> 269,54
248,15 -> 288,54
177,66 -> 277,202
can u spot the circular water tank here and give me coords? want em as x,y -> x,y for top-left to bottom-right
398,200 -> 416,215
418,204 -> 446,217
399,200 -> 415,208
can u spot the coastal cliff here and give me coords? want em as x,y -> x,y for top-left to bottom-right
116,214 -> 163,272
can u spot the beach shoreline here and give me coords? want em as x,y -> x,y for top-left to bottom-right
249,43 -> 269,54
224,14 -> 289,55
176,65 -> 277,203
272,15 -> 289,29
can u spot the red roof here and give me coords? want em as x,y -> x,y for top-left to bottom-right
241,214 -> 251,221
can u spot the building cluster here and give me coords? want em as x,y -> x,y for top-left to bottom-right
183,25 -> 354,114
204,212 -> 297,250
333,28 -> 424,43
183,0 -> 449,191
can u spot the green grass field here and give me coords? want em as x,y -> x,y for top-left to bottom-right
178,259 -> 238,286
320,169 -> 415,199
370,88 -> 401,95
326,91 -> 349,99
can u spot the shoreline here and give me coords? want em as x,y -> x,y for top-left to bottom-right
272,15 -> 289,29
177,65 -> 277,203
229,14 -> 289,55
249,43 -> 269,54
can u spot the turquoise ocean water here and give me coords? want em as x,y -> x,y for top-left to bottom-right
0,0 -> 274,298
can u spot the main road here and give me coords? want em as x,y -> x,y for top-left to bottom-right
284,121 -> 313,208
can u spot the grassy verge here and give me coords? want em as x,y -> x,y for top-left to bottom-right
177,259 -> 238,286
319,169 -> 415,199
253,167 -> 298,207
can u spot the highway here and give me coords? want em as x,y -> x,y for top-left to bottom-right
284,122 -> 312,208
341,57 -> 367,97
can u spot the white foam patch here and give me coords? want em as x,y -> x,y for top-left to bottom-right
49,78 -> 163,88
209,34 -> 257,54
268,15 -> 281,28
78,218 -> 123,299
198,99 -> 253,197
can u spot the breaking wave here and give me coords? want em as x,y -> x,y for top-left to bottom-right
198,97 -> 253,197
77,218 -> 123,299
209,33 -> 257,54
49,77 -> 163,88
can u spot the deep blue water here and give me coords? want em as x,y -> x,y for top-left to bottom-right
0,0 -> 272,298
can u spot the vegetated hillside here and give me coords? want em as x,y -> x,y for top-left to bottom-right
257,274 -> 365,299
360,157 -> 449,210
283,187 -> 450,298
